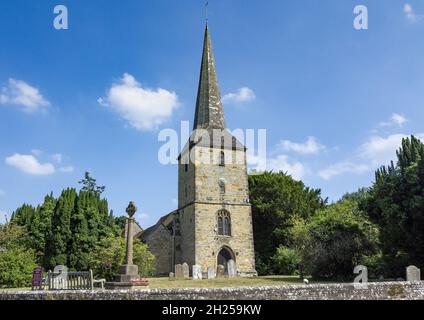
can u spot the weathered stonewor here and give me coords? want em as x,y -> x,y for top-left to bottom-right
406,265 -> 421,282
227,260 -> 237,278
106,202 -> 148,290
169,272 -> 175,281
192,265 -> 202,280
182,263 -> 190,279
207,266 -> 216,279
217,265 -> 225,278
175,264 -> 183,279
3,282 -> 424,300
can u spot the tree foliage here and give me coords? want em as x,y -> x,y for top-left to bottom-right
362,135 -> 424,276
248,171 -> 327,274
294,200 -> 379,280
0,224 -> 37,288
11,172 -> 124,272
90,235 -> 155,281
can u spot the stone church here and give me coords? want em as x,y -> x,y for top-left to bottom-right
139,25 -> 257,277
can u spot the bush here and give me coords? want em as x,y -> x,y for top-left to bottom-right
90,235 -> 155,281
0,224 -> 37,288
294,200 -> 379,281
254,253 -> 270,276
0,247 -> 37,288
271,246 -> 301,275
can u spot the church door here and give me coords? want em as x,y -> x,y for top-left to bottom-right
217,247 -> 235,275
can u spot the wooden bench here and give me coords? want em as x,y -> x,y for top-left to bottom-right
47,270 -> 95,290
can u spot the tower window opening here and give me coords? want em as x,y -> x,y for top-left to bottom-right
217,210 -> 231,236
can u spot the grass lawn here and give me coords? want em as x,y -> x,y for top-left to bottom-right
146,275 -> 305,289
0,276 -> 310,291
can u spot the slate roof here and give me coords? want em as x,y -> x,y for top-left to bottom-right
193,24 -> 226,131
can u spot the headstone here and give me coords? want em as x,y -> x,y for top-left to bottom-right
53,265 -> 68,290
207,266 -> 216,279
175,264 -> 183,279
406,265 -> 421,282
227,260 -> 237,278
182,262 -> 190,279
31,267 -> 44,291
217,265 -> 225,278
169,272 -> 175,281
192,265 -> 202,280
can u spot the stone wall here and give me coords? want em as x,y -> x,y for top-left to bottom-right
1,282 -> 424,300
176,145 -> 256,276
142,224 -> 173,275
194,202 -> 256,275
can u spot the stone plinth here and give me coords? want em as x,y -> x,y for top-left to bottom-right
106,202 -> 149,290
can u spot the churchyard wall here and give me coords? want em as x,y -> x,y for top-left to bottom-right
1,281 -> 424,300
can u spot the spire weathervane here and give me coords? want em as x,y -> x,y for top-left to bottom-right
205,1 -> 209,23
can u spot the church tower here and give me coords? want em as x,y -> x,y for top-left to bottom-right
176,25 -> 257,276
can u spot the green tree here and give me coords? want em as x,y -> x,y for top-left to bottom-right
295,200 -> 379,280
90,235 -> 155,281
270,246 -> 301,275
78,171 -> 106,195
45,188 -> 77,268
363,135 -> 424,276
248,171 -> 326,274
0,224 -> 37,288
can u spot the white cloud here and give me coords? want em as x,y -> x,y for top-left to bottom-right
318,133 -> 424,180
222,87 -> 256,104
0,211 -> 9,225
379,113 -> 408,128
404,3 -> 423,22
318,162 -> 369,180
359,134 -> 405,165
52,153 -> 63,163
99,73 -> 179,131
247,153 -> 306,180
0,78 -> 50,112
279,136 -> 325,155
59,166 -> 74,173
267,155 -> 306,180
5,154 -> 55,175
31,149 -> 43,157
140,213 -> 149,220
360,133 -> 424,166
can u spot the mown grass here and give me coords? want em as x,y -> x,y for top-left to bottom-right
145,275 -> 305,289
0,275 -> 313,291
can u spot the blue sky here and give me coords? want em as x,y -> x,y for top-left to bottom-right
1,0 -> 424,227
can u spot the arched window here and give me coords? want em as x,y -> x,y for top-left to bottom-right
217,210 -> 231,236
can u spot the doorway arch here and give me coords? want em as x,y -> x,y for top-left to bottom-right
217,246 -> 235,275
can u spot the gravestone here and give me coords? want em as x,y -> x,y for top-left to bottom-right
192,265 -> 202,280
53,265 -> 68,290
217,265 -> 225,278
227,260 -> 237,278
175,264 -> 183,279
169,272 -> 175,281
207,266 -> 216,279
31,267 -> 44,291
182,263 -> 190,279
406,265 -> 421,282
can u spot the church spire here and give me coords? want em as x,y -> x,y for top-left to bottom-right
193,24 -> 226,130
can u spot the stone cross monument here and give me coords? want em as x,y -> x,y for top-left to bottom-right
106,201 -> 149,289
115,201 -> 140,282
